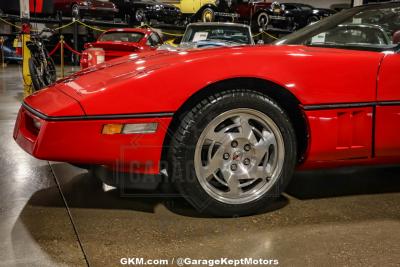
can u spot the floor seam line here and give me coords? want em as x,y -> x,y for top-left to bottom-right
48,162 -> 91,267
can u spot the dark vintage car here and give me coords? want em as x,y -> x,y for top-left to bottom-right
111,0 -> 181,24
283,3 -> 336,29
53,0 -> 119,19
233,0 -> 295,32
189,0 -> 240,23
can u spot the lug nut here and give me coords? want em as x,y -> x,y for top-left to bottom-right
243,158 -> 250,166
231,164 -> 238,171
223,153 -> 230,160
231,141 -> 238,148
244,144 -> 251,151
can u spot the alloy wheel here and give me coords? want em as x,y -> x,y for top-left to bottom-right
135,9 -> 146,22
257,13 -> 269,30
194,108 -> 285,205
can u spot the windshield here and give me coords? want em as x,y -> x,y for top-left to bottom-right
276,3 -> 400,51
99,32 -> 144,42
182,25 -> 252,45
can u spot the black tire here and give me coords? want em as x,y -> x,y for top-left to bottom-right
254,11 -> 269,31
44,56 -> 57,86
307,15 -> 320,25
169,89 -> 297,217
201,7 -> 215,22
72,4 -> 80,19
134,8 -> 146,23
29,58 -> 45,91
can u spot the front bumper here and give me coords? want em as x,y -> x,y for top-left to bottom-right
14,104 -> 172,175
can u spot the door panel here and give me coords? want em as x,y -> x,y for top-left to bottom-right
376,53 -> 400,158
375,106 -> 400,157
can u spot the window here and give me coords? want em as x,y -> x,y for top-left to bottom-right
276,3 -> 400,51
182,25 -> 252,45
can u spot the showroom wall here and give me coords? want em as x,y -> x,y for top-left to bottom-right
285,0 -> 351,8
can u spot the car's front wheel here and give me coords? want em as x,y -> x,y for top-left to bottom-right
72,4 -> 80,18
255,12 -> 270,31
134,8 -> 146,23
170,90 -> 297,217
201,7 -> 215,22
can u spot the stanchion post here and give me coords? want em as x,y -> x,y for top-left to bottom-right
60,35 -> 65,78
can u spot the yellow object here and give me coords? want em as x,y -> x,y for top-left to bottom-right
102,124 -> 123,135
164,39 -> 179,47
22,33 -> 33,98
161,0 -> 216,14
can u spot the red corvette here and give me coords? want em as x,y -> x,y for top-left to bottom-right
80,28 -> 163,69
14,2 -> 400,216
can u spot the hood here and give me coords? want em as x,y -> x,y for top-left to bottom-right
56,49 -> 188,96
26,44 -> 383,117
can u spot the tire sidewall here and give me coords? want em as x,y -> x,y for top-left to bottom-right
72,4 -> 80,18
172,90 -> 297,216
201,8 -> 215,22
256,12 -> 269,30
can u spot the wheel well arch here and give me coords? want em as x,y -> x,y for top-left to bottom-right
161,77 -> 309,167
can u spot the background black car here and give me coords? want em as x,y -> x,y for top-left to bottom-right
283,3 -> 336,30
111,0 -> 181,25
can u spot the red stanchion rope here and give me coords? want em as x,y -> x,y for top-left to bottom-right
48,42 -> 61,57
63,42 -> 82,56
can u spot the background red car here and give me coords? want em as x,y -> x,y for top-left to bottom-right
80,28 -> 163,68
53,0 -> 118,19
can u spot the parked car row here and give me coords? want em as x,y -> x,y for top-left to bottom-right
0,1 -> 335,32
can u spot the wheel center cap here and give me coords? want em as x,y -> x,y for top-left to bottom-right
232,151 -> 243,161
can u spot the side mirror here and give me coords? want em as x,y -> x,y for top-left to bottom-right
392,30 -> 400,44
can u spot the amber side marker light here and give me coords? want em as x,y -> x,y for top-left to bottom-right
102,123 -> 158,135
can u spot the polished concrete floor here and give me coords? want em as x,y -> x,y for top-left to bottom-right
1,65 -> 400,267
